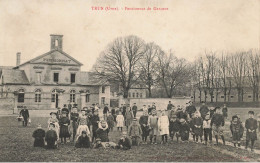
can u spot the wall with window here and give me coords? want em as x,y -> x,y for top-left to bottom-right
99,85 -> 110,107
128,88 -> 146,99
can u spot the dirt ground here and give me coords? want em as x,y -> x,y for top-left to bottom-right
0,116 -> 259,162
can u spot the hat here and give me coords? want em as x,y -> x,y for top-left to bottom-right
232,115 -> 238,120
50,112 -> 57,115
82,130 -> 87,134
179,118 -> 185,123
81,109 -> 86,112
248,111 -> 255,115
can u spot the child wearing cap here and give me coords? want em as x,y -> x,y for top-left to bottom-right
116,131 -> 131,150
116,111 -> 124,131
90,109 -> 100,142
230,115 -> 243,147
210,107 -> 225,145
169,115 -> 180,142
139,110 -> 149,144
179,118 -> 190,142
32,124 -> 45,147
96,120 -> 110,142
158,110 -> 169,144
148,109 -> 158,144
191,111 -> 203,143
107,112 -> 115,132
203,114 -> 212,145
128,118 -> 142,146
45,123 -> 58,149
245,111 -> 258,151
59,111 -> 71,144
75,130 -> 90,148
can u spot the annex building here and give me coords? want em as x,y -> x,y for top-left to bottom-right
0,34 -> 110,112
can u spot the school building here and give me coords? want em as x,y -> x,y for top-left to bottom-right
0,34 -> 110,112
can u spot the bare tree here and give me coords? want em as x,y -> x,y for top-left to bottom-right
93,35 -> 146,98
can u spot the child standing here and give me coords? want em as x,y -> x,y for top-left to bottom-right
107,112 -> 115,132
230,115 -> 243,147
70,107 -> 79,141
148,109 -> 158,144
210,107 -> 225,145
139,110 -> 149,144
116,111 -> 124,131
48,112 -> 60,140
158,110 -> 169,144
59,111 -> 70,144
179,118 -> 190,142
32,124 -> 45,147
90,109 -> 100,143
203,114 -> 212,145
191,111 -> 203,143
45,123 -> 58,149
169,115 -> 180,142
245,111 -> 258,151
128,118 -> 142,146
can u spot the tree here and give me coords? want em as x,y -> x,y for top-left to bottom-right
93,35 -> 146,98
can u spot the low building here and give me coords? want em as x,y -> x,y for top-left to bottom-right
0,34 -> 110,112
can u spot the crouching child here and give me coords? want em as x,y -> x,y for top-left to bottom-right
75,130 -> 90,148
116,131 -> 131,150
45,123 -> 58,149
32,124 -> 45,147
128,118 -> 142,146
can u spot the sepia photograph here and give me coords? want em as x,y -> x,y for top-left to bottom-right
0,0 -> 259,162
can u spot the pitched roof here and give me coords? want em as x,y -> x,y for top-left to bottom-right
77,72 -> 110,86
0,69 -> 30,85
14,49 -> 83,68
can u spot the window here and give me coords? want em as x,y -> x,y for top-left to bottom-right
70,90 -> 76,102
221,96 -> 224,98
191,96 -> 193,99
102,86 -> 105,93
18,89 -> 25,103
36,72 -> 41,84
128,92 -> 131,98
230,96 -> 234,98
136,93 -> 139,98
71,73 -> 75,83
212,96 -> 214,98
101,97 -> 105,105
248,95 -> 252,98
86,94 -> 90,103
51,89 -> 58,102
132,93 -> 135,98
35,89 -> 41,102
54,73 -> 59,82
140,93 -> 142,98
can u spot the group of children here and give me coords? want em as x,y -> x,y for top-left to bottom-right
32,102 -> 259,152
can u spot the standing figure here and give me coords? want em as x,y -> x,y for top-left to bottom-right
47,112 -> 60,141
210,107 -> 225,145
169,115 -> 180,142
132,103 -> 138,118
122,104 -> 127,117
125,107 -> 134,130
59,111 -> 70,144
199,101 -> 209,120
103,104 -> 109,121
230,115 -> 243,147
203,114 -> 212,145
245,111 -> 258,151
96,120 -> 110,142
222,104 -> 228,120
91,109 -> 100,142
148,105 -> 153,115
116,111 -> 124,131
111,106 -> 116,122
158,110 -> 169,144
107,112 -> 115,131
179,118 -> 190,142
148,109 -> 158,144
20,106 -> 29,127
191,111 -> 203,143
128,118 -> 142,146
186,101 -> 196,119
45,123 -> 58,149
76,109 -> 91,140
139,110 -> 149,144
32,124 -> 45,147
70,107 -> 79,141
167,101 -> 174,111
61,106 -> 70,117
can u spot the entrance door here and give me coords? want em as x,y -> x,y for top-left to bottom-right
55,94 -> 59,108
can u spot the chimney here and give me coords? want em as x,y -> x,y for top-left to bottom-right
16,52 -> 21,66
50,34 -> 63,51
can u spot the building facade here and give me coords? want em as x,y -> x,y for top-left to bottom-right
0,34 -> 110,111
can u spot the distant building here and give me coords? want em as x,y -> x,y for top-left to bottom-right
0,34 -> 110,111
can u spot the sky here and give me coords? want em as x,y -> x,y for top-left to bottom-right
0,0 -> 259,71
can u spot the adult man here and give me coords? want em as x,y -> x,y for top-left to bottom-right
132,103 -> 138,118
122,104 -> 127,117
199,101 -> 209,120
139,110 -> 149,144
20,106 -> 29,127
186,101 -> 196,119
222,104 -> 228,120
103,104 -> 109,120
167,101 -> 174,111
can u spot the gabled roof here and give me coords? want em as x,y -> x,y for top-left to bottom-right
77,71 -> 110,86
14,49 -> 83,68
0,69 -> 30,85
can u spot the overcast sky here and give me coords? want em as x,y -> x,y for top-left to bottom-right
0,0 -> 259,71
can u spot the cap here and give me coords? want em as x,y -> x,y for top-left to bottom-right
248,111 -> 255,115
50,112 -> 57,115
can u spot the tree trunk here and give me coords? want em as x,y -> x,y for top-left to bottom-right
148,87 -> 152,98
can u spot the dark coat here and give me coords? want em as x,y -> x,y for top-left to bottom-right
191,117 -> 203,136
211,113 -> 225,127
169,120 -> 180,132
245,118 -> 258,141
118,137 -> 131,150
91,115 -> 100,131
179,123 -> 190,141
96,128 -> 109,142
132,106 -> 138,112
103,106 -> 109,114
70,113 -> 79,122
45,130 -> 57,141
75,135 -> 90,148
20,109 -> 29,119
222,107 -> 228,117
177,111 -> 188,120
186,105 -> 196,117
199,106 -> 209,118
32,128 -> 45,147
107,115 -> 115,129
59,117 -> 70,137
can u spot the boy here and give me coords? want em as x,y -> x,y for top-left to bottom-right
179,118 -> 190,142
210,107 -> 225,145
45,123 -> 58,149
199,101 -> 209,120
203,114 -> 212,145
245,111 -> 258,151
75,130 -> 90,148
116,131 -> 131,150
191,111 -> 203,143
59,111 -> 70,144
132,103 -> 138,118
139,110 -> 149,144
70,107 -> 79,141
148,109 -> 158,144
230,115 -> 243,147
158,110 -> 169,144
107,112 -> 115,132
76,109 -> 91,140
128,118 -> 142,146
96,120 -> 109,142
116,111 -> 124,131
169,115 -> 180,142
222,104 -> 228,120
32,124 -> 45,147
90,109 -> 100,142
